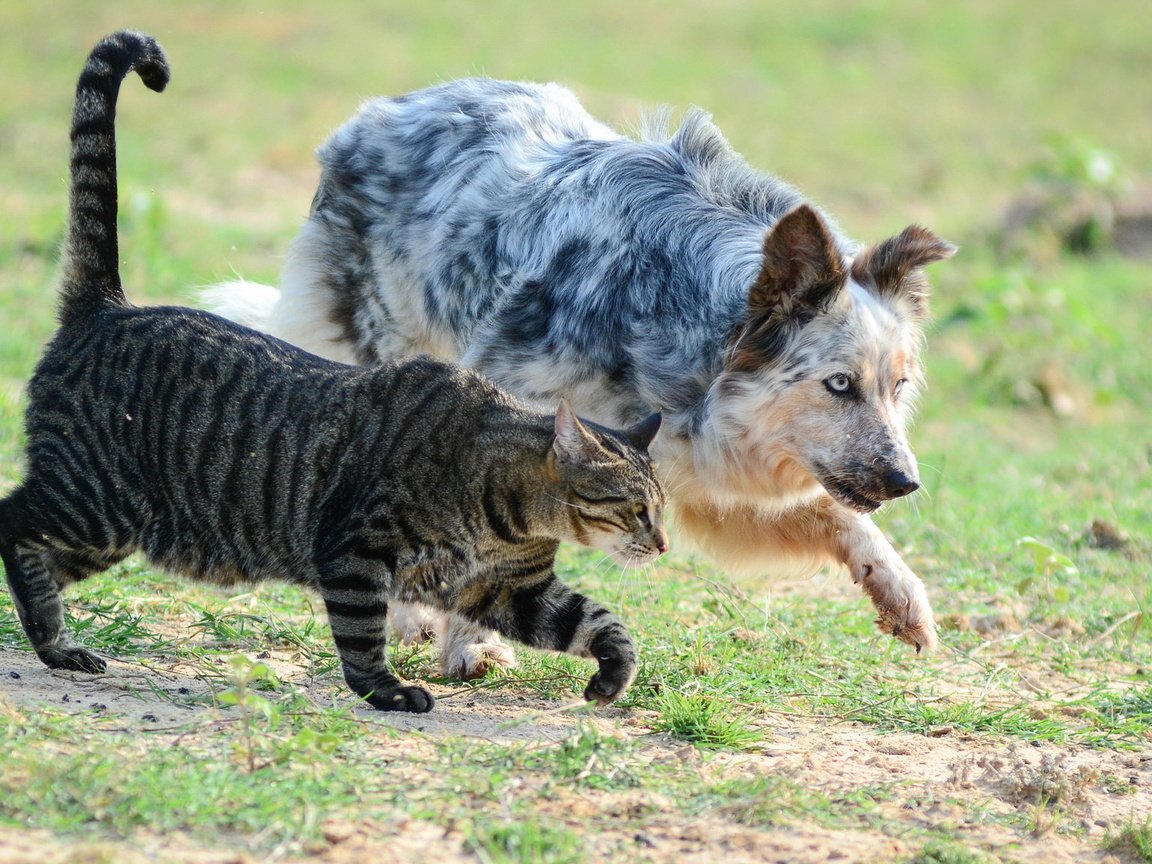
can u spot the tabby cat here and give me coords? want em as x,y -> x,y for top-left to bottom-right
0,31 -> 667,713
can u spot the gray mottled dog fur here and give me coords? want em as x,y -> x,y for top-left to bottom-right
208,76 -> 956,673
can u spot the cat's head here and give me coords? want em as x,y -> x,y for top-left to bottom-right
548,401 -> 668,567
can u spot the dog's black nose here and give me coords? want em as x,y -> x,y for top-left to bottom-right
882,469 -> 920,498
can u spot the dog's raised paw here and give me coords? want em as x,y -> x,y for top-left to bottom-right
875,612 -> 938,653
854,559 -> 938,652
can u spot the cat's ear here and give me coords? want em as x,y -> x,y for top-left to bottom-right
623,412 -> 661,452
552,399 -> 603,465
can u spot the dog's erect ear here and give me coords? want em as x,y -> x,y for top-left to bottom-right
728,205 -> 846,372
749,204 -> 846,318
851,226 -> 956,319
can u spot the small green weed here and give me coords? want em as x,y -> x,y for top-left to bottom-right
650,688 -> 761,750
1104,817 -> 1152,862
1015,536 -> 1079,606
217,656 -> 282,772
467,820 -> 582,864
538,722 -> 639,789
216,656 -> 343,773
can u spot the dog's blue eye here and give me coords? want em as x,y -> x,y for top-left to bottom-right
894,378 -> 908,397
824,373 -> 852,395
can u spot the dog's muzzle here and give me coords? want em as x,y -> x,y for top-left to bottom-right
818,464 -> 920,514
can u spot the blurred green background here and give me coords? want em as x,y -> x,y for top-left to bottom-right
3,1 -> 1149,241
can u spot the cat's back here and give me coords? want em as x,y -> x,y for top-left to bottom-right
31,304 -> 344,406
15,304 -> 367,580
26,305 -> 354,499
345,354 -> 547,477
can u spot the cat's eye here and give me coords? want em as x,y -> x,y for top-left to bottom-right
633,503 -> 651,527
824,373 -> 852,396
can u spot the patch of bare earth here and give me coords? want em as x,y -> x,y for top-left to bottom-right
2,644 -> 1150,864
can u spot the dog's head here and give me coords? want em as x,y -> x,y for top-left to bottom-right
706,204 -> 955,513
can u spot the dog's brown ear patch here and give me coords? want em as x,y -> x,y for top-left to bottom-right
728,206 -> 846,372
851,226 -> 956,320
749,204 -> 846,318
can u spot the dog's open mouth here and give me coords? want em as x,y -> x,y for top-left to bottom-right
822,477 -> 884,514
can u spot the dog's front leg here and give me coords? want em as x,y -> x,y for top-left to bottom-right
677,498 -> 937,651
824,508 -> 938,652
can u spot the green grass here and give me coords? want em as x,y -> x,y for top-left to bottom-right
0,703 -> 373,845
648,688 -> 762,750
1,1 -> 1151,862
1105,818 -> 1152,862
466,822 -> 583,864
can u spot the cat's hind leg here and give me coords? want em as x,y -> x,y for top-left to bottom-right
317,564 -> 434,713
466,572 -> 636,705
3,546 -> 107,673
0,489 -> 108,673
0,535 -> 106,675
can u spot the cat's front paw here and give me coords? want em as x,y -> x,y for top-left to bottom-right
583,667 -> 634,705
583,629 -> 637,705
38,644 -> 107,674
364,685 -> 436,713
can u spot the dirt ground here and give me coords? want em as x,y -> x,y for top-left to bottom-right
1,642 -> 1150,864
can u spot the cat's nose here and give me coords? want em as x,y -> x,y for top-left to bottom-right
654,529 -> 668,555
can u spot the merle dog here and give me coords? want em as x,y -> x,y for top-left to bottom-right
207,78 -> 955,677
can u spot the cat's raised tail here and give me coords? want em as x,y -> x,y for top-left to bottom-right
60,31 -> 169,326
